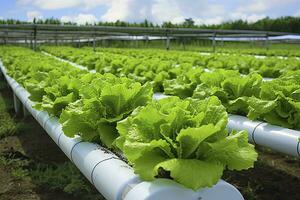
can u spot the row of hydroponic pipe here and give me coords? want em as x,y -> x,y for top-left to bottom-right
0,60 -> 245,200
46,51 -> 300,159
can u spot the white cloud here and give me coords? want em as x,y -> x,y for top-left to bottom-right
26,10 -> 43,21
17,0 -> 33,5
101,0 -> 226,24
295,9 -> 300,17
17,0 -> 227,24
151,0 -> 182,23
17,0 -> 295,25
231,12 -> 266,23
18,0 -> 82,10
237,1 -> 268,13
101,0 -> 132,21
61,13 -> 97,25
17,0 -> 111,10
101,0 -> 154,22
237,0 -> 297,13
194,17 -> 224,25
81,0 -> 110,10
246,14 -> 266,22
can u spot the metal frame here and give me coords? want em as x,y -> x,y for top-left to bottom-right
1,24 -> 300,51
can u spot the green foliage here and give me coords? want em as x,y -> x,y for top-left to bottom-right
43,46 -> 300,82
7,45 -> 300,190
0,92 -> 17,138
116,96 -> 257,190
59,75 -> 153,146
11,168 -> 29,178
0,111 -> 17,138
30,163 -> 94,197
192,70 -> 300,129
0,46 -> 153,147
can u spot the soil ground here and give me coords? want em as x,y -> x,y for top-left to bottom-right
224,148 -> 300,200
0,79 -> 299,200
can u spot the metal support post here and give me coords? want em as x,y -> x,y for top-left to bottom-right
55,34 -> 58,46
265,33 -> 269,50
33,25 -> 37,51
166,35 -> 170,50
30,34 -> 33,49
93,36 -> 96,52
22,105 -> 30,118
212,32 -> 216,53
13,94 -> 22,115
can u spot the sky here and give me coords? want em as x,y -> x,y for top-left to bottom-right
0,0 -> 300,25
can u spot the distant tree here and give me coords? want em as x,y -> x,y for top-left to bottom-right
182,18 -> 195,28
162,21 -> 175,28
1,16 -> 300,33
141,19 -> 149,27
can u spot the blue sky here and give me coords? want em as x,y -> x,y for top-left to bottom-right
0,0 -> 300,25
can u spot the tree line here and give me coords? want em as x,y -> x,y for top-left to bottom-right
0,16 -> 300,33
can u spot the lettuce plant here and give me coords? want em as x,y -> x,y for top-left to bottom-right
59,74 -> 153,147
116,96 -> 257,190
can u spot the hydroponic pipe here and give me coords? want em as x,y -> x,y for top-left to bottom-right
199,51 -> 300,60
0,62 -> 244,200
42,51 -> 300,158
228,115 -> 300,158
39,52 -> 300,157
153,93 -> 300,158
41,51 -> 96,73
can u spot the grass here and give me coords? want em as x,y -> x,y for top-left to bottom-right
30,163 -> 100,199
0,90 -> 18,138
0,79 -> 33,138
11,167 -> 29,178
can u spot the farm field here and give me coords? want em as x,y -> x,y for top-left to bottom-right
0,45 -> 300,199
2,0 -> 300,198
40,46 -> 300,129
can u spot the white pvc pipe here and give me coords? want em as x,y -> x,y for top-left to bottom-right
227,114 -> 263,144
13,93 -> 21,114
124,179 -> 244,200
153,92 -> 170,100
0,61 -> 244,200
41,51 -> 96,73
228,115 -> 300,158
199,51 -> 300,60
93,158 -> 140,200
262,77 -> 273,81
